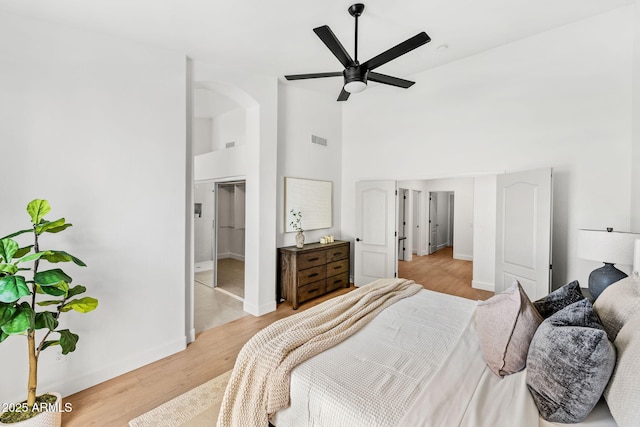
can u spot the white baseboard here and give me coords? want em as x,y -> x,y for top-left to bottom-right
49,336 -> 186,400
472,280 -> 495,292
454,253 -> 473,261
243,299 -> 276,316
187,328 -> 196,344
217,253 -> 245,262
437,243 -> 449,251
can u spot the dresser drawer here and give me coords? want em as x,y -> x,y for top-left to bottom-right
327,245 -> 349,262
326,273 -> 349,292
298,280 -> 326,303
326,259 -> 349,277
298,265 -> 326,287
298,251 -> 327,270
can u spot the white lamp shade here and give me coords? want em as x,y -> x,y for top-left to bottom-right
577,229 -> 640,265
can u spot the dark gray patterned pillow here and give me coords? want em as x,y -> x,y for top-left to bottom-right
532,280 -> 584,319
526,299 -> 616,424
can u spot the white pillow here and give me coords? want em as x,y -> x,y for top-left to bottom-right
593,277 -> 640,341
604,311 -> 640,427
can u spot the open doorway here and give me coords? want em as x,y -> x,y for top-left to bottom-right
428,191 -> 455,255
193,178 -> 247,333
214,180 -> 245,300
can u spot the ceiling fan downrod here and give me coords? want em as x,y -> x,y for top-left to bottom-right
348,3 -> 365,64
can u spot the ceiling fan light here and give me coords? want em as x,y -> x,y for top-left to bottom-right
344,80 -> 367,93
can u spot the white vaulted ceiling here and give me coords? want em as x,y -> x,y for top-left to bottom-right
0,0 -> 632,91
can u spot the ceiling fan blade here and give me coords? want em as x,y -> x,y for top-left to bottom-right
368,72 -> 415,89
313,25 -> 355,68
337,88 -> 350,101
285,72 -> 343,80
362,32 -> 431,71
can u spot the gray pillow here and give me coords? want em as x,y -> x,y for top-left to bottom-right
532,280 -> 584,319
526,299 -> 616,424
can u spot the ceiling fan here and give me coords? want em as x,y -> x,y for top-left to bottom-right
284,3 -> 431,101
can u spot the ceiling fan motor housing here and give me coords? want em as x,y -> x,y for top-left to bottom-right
344,66 -> 368,93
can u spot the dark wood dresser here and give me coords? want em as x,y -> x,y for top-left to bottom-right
279,240 -> 350,309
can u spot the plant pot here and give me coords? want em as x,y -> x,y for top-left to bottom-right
295,231 -> 305,248
0,393 -> 62,427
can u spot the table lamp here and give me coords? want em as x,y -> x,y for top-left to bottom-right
576,228 -> 640,299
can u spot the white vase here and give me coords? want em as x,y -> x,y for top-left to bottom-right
0,393 -> 62,427
295,231 -> 305,248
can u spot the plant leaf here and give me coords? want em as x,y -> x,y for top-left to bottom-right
13,245 -> 33,259
0,229 -> 33,240
37,300 -> 63,307
0,263 -> 18,275
58,329 -> 79,354
40,340 -> 59,351
0,275 -> 30,303
0,330 -> 8,343
0,304 -> 16,328
42,251 -> 86,267
1,305 -> 32,335
34,269 -> 72,286
0,239 -> 19,263
27,199 -> 51,225
62,297 -> 98,313
35,218 -> 67,234
67,285 -> 87,298
18,251 -> 50,264
38,282 -> 68,297
35,311 -> 59,331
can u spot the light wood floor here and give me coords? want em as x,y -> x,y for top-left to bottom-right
399,246 -> 494,301
63,248 -> 492,426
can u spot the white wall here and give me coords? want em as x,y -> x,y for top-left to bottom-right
633,0 -> 640,232
193,118 -> 212,156
212,108 -> 246,151
194,181 -> 215,263
343,8 -> 634,290
193,64 -> 278,317
277,84 -> 343,248
0,13 -> 186,403
473,175 -> 498,291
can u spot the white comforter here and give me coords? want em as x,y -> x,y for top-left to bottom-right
272,289 -> 617,427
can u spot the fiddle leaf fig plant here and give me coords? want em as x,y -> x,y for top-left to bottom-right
0,199 -> 98,423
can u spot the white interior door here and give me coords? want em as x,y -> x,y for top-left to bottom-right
495,168 -> 552,299
355,180 -> 397,286
428,193 -> 438,254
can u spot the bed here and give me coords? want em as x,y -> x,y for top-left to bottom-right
218,277 -> 640,427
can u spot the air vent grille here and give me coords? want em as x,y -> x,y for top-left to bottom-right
225,141 -> 235,149
311,135 -> 327,147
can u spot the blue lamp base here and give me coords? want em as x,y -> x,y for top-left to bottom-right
588,263 -> 627,300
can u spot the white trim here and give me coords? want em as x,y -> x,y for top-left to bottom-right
454,253 -> 473,261
243,299 -> 276,317
472,280 -> 495,292
45,336 -> 186,401
217,252 -> 245,262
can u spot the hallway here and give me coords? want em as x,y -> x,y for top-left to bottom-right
398,247 -> 493,301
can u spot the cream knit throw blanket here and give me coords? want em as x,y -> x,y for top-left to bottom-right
216,278 -> 422,427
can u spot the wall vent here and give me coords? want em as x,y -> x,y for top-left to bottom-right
311,135 -> 327,147
225,141 -> 235,149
